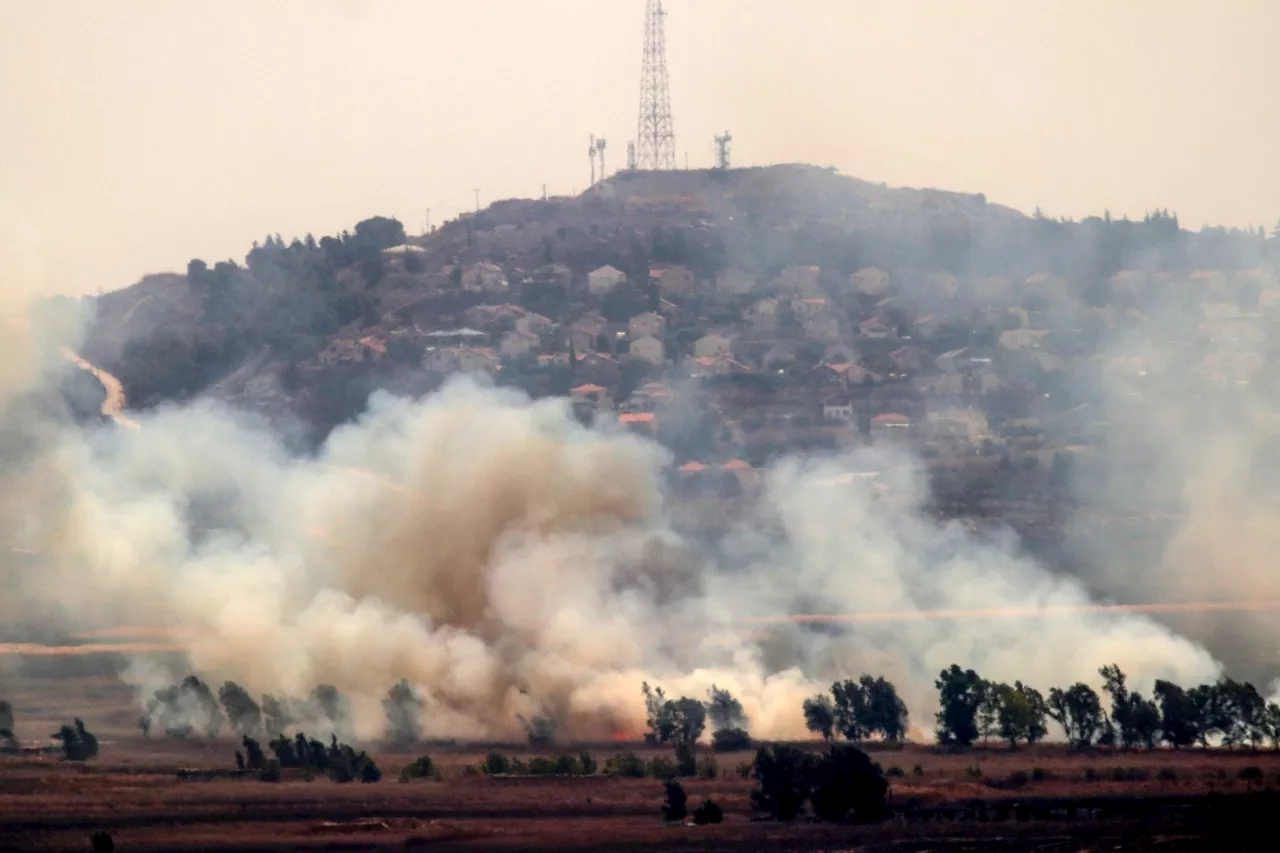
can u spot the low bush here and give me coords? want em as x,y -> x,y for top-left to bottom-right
710,727 -> 752,753
1031,767 -> 1047,782
399,755 -> 441,782
737,762 -> 752,779
1238,766 -> 1264,786
964,764 -> 982,779
90,831 -> 114,853
697,755 -> 718,779
604,751 -> 646,778
482,752 -> 511,775
579,750 -> 598,775
912,764 -> 924,777
1084,767 -> 1100,782
1157,768 -> 1177,781
885,765 -> 905,778
647,755 -> 678,780
693,798 -> 724,825
808,745 -> 889,823
53,719 -> 99,762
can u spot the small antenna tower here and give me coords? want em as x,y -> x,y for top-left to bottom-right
635,0 -> 675,170
588,134 -> 597,186
714,131 -> 732,170
626,141 -> 637,171
596,137 -> 608,180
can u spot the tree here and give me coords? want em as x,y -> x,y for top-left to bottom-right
803,694 -> 835,741
262,694 -> 293,739
241,736 -> 267,771
934,665 -> 984,746
860,675 -> 909,742
1188,683 -> 1225,747
1154,680 -> 1200,748
749,744 -> 815,821
382,679 -> 425,747
808,745 -> 890,823
53,718 -> 99,761
831,679 -> 870,742
668,697 -> 707,746
0,700 -> 12,735
1216,679 -> 1266,749
187,258 -> 209,285
1047,683 -> 1103,749
977,681 -> 1002,744
706,684 -> 748,731
218,682 -> 262,737
352,216 -> 406,251
642,682 -> 672,744
1262,702 -> 1280,750
993,681 -> 1048,748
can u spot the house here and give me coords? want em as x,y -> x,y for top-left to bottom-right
463,303 -> 526,329
570,383 -> 613,415
1110,270 -> 1148,297
568,326 -> 599,353
722,458 -> 759,490
912,314 -> 941,338
778,265 -> 822,296
888,345 -> 925,374
515,312 -> 554,337
936,348 -> 971,373
858,317 -> 893,340
318,337 -> 385,366
650,263 -> 696,295
926,408 -> 989,445
619,411 -> 657,437
1187,269 -> 1227,295
628,311 -> 666,340
573,312 -> 609,337
976,276 -> 1013,301
791,297 -> 829,320
575,351 -> 622,387
925,272 -> 960,297
499,330 -> 539,359
423,346 -> 499,374
690,355 -> 750,376
694,332 -> 733,358
822,400 -> 855,422
744,298 -> 779,332
1026,272 -> 1070,303
462,262 -> 508,293
822,343 -> 858,365
760,342 -> 797,371
423,328 -> 488,348
381,243 -> 426,255
587,264 -> 627,295
716,268 -> 756,295
870,413 -> 911,441
677,461 -> 707,476
803,314 -> 841,342
999,328 -> 1051,350
528,263 -> 572,289
628,334 -> 665,365
849,267 -> 890,297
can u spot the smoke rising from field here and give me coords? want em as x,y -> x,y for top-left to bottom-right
0,287 -> 1227,741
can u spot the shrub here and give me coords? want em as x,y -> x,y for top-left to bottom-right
711,727 -> 752,753
693,799 -> 724,825
53,719 -> 99,761
483,752 -> 511,775
1158,768 -> 1178,781
360,756 -> 382,783
1238,766 -> 1264,786
462,764 -> 479,776
1084,767 -> 1100,781
661,780 -> 688,822
90,831 -> 114,853
737,761 -> 752,779
579,750 -> 597,775
697,755 -> 718,779
912,764 -> 925,777
675,741 -> 698,777
604,751 -> 646,778
554,754 -> 582,776
399,755 -> 440,782
886,765 -> 905,778
1008,771 -> 1030,788
647,755 -> 678,780
808,745 -> 889,823
528,757 -> 557,776
259,759 -> 282,782
301,767 -> 315,782
242,736 -> 266,771
1031,767 -> 1049,782
964,764 -> 982,779
749,744 -> 815,821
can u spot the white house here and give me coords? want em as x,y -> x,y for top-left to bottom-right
716,268 -> 756,295
628,311 -> 666,340
823,401 -> 855,422
499,330 -> 539,359
628,334 -> 665,365
694,332 -> 733,358
462,262 -> 508,293
849,267 -> 890,297
587,264 -> 627,295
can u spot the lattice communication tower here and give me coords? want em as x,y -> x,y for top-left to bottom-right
635,0 -> 675,170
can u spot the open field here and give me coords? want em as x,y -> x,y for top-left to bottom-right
4,675 -> 1280,851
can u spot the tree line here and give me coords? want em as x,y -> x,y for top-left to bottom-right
800,665 -> 1280,751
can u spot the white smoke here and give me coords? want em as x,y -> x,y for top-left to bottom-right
1,328 -> 1224,741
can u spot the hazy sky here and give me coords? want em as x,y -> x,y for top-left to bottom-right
3,0 -> 1278,296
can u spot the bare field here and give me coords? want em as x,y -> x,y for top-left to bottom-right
3,676 -> 1279,851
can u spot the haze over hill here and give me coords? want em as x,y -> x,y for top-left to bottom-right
0,163 -> 1277,743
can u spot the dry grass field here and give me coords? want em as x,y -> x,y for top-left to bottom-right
3,674 -> 1280,852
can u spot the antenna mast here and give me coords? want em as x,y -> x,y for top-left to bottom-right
626,141 -> 637,171
596,137 -> 608,180
635,0 -> 675,170
714,131 -> 732,170
589,134 -> 597,186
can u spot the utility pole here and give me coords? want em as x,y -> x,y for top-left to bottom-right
589,134 -> 597,186
635,0 -> 675,170
714,131 -> 732,170
472,189 -> 480,212
542,184 -> 548,201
